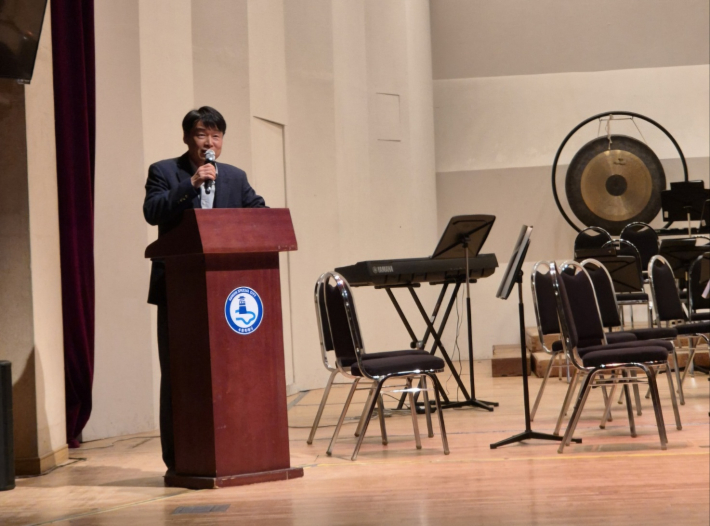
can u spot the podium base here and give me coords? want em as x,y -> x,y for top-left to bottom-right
165,466 -> 304,490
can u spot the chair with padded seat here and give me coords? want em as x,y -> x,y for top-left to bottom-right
530,261 -> 569,421
573,226 -> 612,259
688,254 -> 710,322
602,238 -> 652,329
649,255 -> 710,400
620,222 -> 659,280
560,261 -> 681,420
530,261 -> 646,422
557,261 -> 679,432
550,262 -> 679,453
580,258 -> 682,407
314,271 -> 449,460
308,279 -> 429,445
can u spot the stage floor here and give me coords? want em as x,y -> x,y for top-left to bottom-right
2,361 -> 708,525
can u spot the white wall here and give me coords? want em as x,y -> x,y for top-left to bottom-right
0,8 -> 67,473
86,0 -> 438,439
431,0 -> 710,355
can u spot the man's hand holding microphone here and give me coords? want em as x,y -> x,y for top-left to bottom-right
191,149 -> 217,193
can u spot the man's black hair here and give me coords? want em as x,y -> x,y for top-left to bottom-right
182,106 -> 227,136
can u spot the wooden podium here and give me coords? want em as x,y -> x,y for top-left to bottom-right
145,208 -> 303,489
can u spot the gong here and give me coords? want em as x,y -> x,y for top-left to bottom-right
565,135 -> 665,235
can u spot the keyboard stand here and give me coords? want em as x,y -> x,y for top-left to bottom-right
379,279 -> 495,411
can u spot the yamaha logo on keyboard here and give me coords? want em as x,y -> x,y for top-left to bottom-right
372,265 -> 394,274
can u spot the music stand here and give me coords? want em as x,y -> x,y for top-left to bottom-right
660,238 -> 709,282
431,214 -> 498,411
661,181 -> 710,235
490,225 -> 578,448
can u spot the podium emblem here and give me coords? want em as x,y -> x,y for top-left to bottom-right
225,287 -> 264,334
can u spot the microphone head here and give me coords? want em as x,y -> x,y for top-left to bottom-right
205,149 -> 216,163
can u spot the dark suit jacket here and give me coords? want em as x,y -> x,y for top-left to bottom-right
143,152 -> 266,304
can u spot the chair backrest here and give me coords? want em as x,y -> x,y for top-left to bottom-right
574,227 -> 612,257
648,255 -> 688,324
620,222 -> 659,269
579,258 -> 622,330
559,261 -> 608,347
688,254 -> 710,314
314,272 -> 364,369
548,262 -> 584,370
531,261 -> 560,351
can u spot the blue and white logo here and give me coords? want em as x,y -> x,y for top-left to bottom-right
225,287 -> 264,335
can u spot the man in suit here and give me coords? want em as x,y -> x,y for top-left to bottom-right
143,106 -> 266,473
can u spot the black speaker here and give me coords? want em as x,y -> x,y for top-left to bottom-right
0,361 -> 14,491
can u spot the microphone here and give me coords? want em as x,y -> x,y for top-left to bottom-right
204,149 -> 216,194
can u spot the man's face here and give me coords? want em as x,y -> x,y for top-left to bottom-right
183,121 -> 224,166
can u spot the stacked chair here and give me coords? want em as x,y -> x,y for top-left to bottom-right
648,255 -> 710,401
549,261 -> 680,452
312,271 -> 449,460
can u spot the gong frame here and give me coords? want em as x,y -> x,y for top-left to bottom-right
551,111 -> 688,233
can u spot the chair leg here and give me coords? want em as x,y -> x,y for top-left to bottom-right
641,364 -> 668,450
554,369 -> 580,436
622,371 -> 637,438
308,370 -> 338,445
559,370 -> 596,453
599,373 -> 612,412
429,374 -> 449,455
354,383 -> 376,437
351,380 -> 384,461
629,305 -> 635,329
630,370 -> 642,416
599,376 -> 618,429
420,377 -> 434,438
376,394 -> 388,445
531,351 -> 558,421
327,378 -> 360,456
671,343 -> 685,405
663,362 -> 682,430
681,336 -> 697,386
406,378 -> 422,450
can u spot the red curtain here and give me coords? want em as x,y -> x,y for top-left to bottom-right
50,0 -> 96,448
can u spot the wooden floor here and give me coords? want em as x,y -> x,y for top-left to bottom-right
1,361 -> 708,525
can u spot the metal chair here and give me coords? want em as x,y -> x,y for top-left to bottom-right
620,222 -> 659,279
529,261 -> 567,421
602,238 -> 651,329
308,279 -> 429,445
688,254 -> 710,321
550,261 -> 678,453
580,258 -> 682,414
648,255 -> 710,400
558,261 -> 678,429
573,226 -> 612,258
314,271 -> 449,460
531,261 -> 642,422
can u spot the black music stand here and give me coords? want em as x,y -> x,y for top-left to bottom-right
579,254 -> 640,293
662,181 -> 710,236
431,215 -> 498,411
490,226 -> 578,448
660,238 -> 710,284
